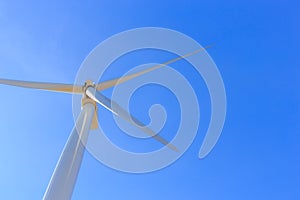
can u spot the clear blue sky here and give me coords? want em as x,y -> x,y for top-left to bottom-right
0,0 -> 299,199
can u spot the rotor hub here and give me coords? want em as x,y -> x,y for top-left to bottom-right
83,80 -> 95,91
82,80 -> 96,107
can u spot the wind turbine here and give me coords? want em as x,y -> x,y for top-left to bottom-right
0,47 -> 208,200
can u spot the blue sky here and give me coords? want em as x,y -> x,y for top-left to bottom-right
0,0 -> 299,199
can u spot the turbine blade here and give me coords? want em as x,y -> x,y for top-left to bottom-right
85,87 -> 178,152
96,45 -> 212,91
0,79 -> 83,94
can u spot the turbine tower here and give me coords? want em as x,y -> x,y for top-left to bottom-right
0,47 -> 207,199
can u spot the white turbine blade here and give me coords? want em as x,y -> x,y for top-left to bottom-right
43,103 -> 95,200
0,78 -> 83,94
96,45 -> 212,91
86,87 -> 178,152
85,87 -> 118,115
